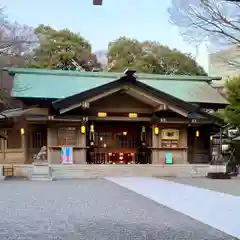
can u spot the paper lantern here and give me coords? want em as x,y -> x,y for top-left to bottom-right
20,128 -> 25,135
128,113 -> 138,118
80,125 -> 86,134
196,130 -> 200,137
97,112 -> 107,117
154,127 -> 159,135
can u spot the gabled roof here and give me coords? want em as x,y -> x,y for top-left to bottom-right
4,67 -> 228,105
52,75 -> 198,114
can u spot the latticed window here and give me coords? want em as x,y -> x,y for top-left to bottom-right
57,127 -> 77,146
6,129 -> 21,149
28,128 -> 47,149
94,132 -> 138,148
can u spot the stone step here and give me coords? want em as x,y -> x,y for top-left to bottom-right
29,164 -> 54,181
50,164 -> 226,179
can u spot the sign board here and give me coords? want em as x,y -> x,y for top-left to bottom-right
161,129 -> 179,140
165,152 -> 173,164
60,147 -> 73,164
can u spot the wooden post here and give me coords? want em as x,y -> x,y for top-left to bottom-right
21,128 -> 28,164
152,125 -> 160,164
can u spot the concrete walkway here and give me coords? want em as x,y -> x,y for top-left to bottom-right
0,179 -> 233,240
106,177 -> 240,239
164,177 -> 240,196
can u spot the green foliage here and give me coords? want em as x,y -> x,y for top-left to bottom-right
107,37 -> 206,75
28,25 -> 100,71
224,76 -> 240,127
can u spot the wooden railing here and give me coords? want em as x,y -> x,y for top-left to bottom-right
86,150 -> 152,164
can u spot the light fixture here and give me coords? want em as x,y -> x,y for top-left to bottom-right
103,143 -> 107,148
123,131 -> 127,136
154,127 -> 159,135
97,112 -> 107,117
210,136 -> 213,141
196,130 -> 200,137
90,124 -> 94,132
80,125 -> 86,134
20,128 -> 25,135
100,137 -> 103,141
128,113 -> 138,118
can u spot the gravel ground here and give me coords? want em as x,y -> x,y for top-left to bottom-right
164,177 -> 240,196
0,179 -> 235,240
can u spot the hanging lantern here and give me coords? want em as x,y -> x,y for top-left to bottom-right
80,125 -> 86,134
128,113 -> 138,118
97,112 -> 107,117
196,130 -> 200,137
154,127 -> 159,135
20,128 -> 25,135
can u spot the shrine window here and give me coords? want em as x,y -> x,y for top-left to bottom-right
28,127 -> 47,149
57,127 -> 77,146
94,131 -> 138,148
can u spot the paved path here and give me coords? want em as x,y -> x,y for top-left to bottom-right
0,179 -> 235,240
163,177 -> 240,196
107,177 -> 240,239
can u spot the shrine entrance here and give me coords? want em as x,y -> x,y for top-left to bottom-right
86,121 -> 152,164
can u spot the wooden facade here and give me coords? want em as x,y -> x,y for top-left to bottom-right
0,69 -> 227,165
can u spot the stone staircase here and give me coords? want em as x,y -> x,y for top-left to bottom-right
29,164 -> 54,181
51,164 -> 224,179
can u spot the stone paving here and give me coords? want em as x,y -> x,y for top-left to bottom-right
164,177 -> 240,196
0,179 -> 235,240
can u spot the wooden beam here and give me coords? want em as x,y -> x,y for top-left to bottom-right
59,87 -> 122,114
128,87 -> 189,117
154,104 -> 168,111
88,107 -> 154,114
88,116 -> 151,122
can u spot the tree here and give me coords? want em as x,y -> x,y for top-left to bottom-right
168,0 -> 240,48
0,8 -> 37,60
0,8 -> 38,109
107,37 -> 206,75
224,76 -> 240,127
29,25 -> 101,71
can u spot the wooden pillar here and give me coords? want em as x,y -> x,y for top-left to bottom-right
21,123 -> 28,164
151,124 -> 161,164
74,125 -> 87,164
47,127 -> 55,164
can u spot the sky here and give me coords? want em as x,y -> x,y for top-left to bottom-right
1,0 -> 209,71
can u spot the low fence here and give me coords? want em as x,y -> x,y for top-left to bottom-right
86,151 -> 152,164
0,164 -> 226,179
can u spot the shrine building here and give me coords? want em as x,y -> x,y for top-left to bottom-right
0,68 -> 227,165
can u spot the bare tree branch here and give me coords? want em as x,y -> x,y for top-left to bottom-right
168,0 -> 240,49
0,7 -> 39,109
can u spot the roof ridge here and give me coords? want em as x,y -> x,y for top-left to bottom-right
4,67 -> 221,82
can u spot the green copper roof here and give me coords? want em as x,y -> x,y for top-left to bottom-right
5,68 -> 227,104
